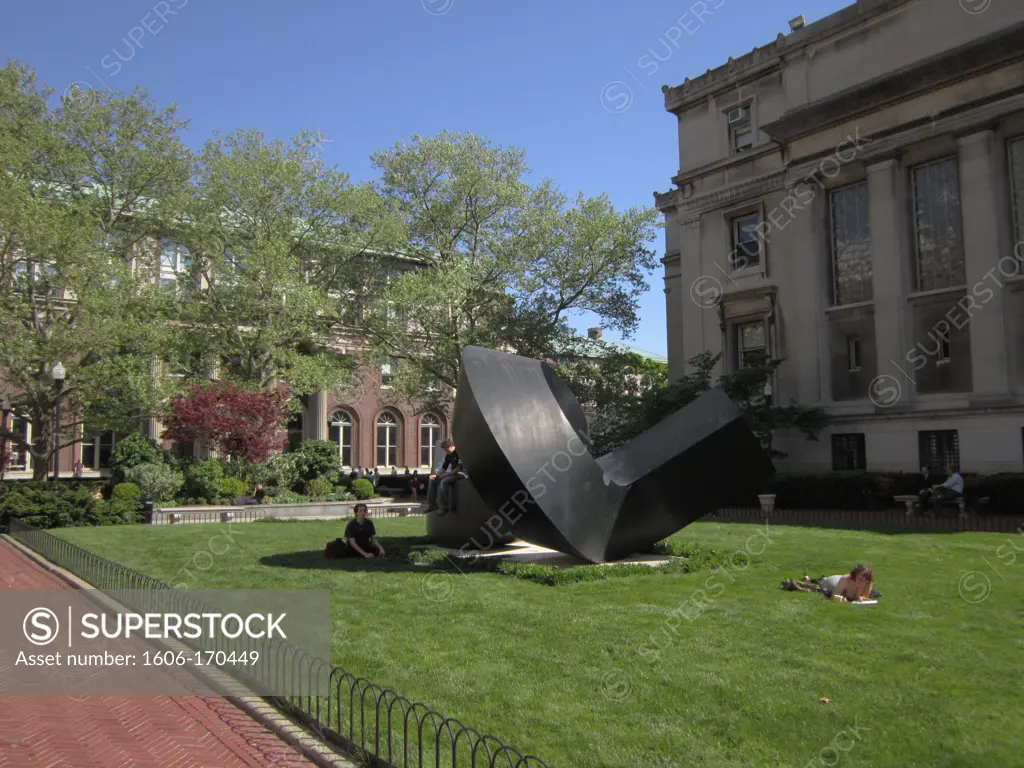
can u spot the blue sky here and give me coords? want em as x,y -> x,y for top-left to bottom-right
1,0 -> 851,356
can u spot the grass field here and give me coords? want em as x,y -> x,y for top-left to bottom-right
57,517 -> 1024,768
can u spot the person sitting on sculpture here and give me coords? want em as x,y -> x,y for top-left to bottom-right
781,564 -> 877,602
344,503 -> 386,558
424,439 -> 466,515
919,465 -> 964,509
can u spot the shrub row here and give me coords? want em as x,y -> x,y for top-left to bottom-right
0,482 -> 142,529
717,471 -> 1024,512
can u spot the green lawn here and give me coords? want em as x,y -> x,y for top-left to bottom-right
56,518 -> 1024,768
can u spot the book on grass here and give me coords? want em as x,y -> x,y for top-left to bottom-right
851,599 -> 878,605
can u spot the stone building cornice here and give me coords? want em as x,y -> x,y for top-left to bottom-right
762,20 -> 1024,144
662,0 -> 914,114
655,168 -> 787,217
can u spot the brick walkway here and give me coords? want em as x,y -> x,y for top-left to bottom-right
0,537 -> 321,768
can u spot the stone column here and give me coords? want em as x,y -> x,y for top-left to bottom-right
785,178 -> 828,405
304,390 -> 328,441
958,131 -> 1011,400
867,158 -> 913,403
677,216 -> 710,375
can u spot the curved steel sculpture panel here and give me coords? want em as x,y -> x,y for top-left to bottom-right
437,346 -> 773,563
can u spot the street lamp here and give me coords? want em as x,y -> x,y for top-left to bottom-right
52,362 -> 65,482
763,381 -> 774,458
1,396 -> 11,482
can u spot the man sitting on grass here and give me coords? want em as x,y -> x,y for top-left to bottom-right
345,503 -> 386,559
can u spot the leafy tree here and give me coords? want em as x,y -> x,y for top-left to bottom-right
0,61 -> 190,479
597,351 -> 831,458
183,459 -> 224,503
354,131 -> 659,408
124,463 -> 182,503
161,128 -> 400,395
161,381 -> 292,463
556,350 -> 668,454
295,439 -> 341,484
109,432 -> 164,479
558,350 -> 668,416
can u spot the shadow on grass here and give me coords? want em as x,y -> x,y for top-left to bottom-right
260,536 -> 449,574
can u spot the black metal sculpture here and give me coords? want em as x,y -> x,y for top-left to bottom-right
428,346 -> 774,564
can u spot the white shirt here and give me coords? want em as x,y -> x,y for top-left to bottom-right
943,473 -> 964,494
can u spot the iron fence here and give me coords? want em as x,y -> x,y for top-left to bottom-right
711,507 -> 1024,532
6,517 -> 551,768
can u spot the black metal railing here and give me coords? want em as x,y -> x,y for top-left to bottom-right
6,518 -> 551,768
711,506 -> 1024,532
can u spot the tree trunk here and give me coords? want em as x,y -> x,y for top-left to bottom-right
30,406 -> 52,482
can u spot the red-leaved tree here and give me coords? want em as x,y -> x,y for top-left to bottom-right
162,382 -> 292,463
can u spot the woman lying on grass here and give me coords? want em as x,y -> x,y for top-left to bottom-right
781,564 -> 878,602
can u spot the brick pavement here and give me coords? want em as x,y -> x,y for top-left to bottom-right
0,537 -> 322,768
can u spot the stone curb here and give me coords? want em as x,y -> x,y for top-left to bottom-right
2,533 -> 360,768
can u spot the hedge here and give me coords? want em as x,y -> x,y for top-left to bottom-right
718,471 -> 1024,513
0,482 -> 142,529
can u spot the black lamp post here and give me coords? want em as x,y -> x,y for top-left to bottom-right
1,396 -> 10,481
52,362 -> 65,482
763,381 -> 774,458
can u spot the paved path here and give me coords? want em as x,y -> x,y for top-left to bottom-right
0,537 -> 321,768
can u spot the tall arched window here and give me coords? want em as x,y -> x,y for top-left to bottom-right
376,412 -> 400,467
328,411 -> 353,467
419,414 -> 441,467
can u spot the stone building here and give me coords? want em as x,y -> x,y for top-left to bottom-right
656,0 -> 1024,472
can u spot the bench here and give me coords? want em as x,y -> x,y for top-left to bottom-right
896,493 -> 990,518
893,495 -> 920,516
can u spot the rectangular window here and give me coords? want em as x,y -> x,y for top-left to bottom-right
731,214 -> 762,270
81,438 -> 95,470
8,417 -> 30,471
732,127 -> 753,153
342,294 -> 363,327
376,426 -> 398,467
831,434 -> 866,471
98,432 -> 114,470
159,242 -> 192,294
919,430 -> 960,470
1010,137 -> 1024,248
380,363 -> 392,388
936,327 -> 951,363
735,322 -> 766,369
329,422 -> 353,467
82,432 -> 115,470
912,158 -> 965,292
847,336 -> 861,372
728,105 -> 753,154
829,182 -> 872,305
10,261 -> 62,297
